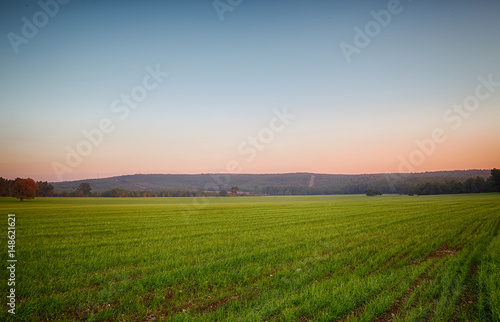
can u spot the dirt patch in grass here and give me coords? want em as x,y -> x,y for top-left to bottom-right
167,292 -> 241,316
141,292 -> 154,303
71,302 -> 118,320
179,300 -> 197,313
196,293 -> 240,313
164,289 -> 175,300
423,244 -> 460,261
410,244 -> 461,265
321,250 -> 333,257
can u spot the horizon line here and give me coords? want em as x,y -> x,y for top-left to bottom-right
41,168 -> 494,183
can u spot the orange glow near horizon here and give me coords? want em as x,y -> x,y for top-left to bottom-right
1,132 -> 498,182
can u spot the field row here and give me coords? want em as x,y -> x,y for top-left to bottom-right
0,194 -> 499,321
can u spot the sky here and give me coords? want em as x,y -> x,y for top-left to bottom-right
1,0 -> 499,182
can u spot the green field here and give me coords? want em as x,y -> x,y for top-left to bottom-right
1,194 -> 499,321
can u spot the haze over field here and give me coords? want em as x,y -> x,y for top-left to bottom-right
1,0 -> 499,182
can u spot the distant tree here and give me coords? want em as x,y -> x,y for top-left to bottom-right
12,178 -> 38,202
36,181 -> 55,197
219,189 -> 228,197
230,186 -> 239,196
77,182 -> 92,197
490,168 -> 500,192
365,188 -> 382,196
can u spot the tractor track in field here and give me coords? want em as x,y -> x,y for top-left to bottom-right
375,244 -> 460,321
452,262 -> 479,320
375,268 -> 436,321
160,267 -> 281,318
334,274 -> 398,322
53,302 -> 119,321
332,252 -> 411,321
334,243 -> 460,322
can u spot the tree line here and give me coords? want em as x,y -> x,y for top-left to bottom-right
0,179 -> 218,199
1,169 -> 499,201
0,178 -> 55,200
256,170 -> 500,196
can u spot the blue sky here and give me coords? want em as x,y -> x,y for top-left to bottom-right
1,0 -> 499,181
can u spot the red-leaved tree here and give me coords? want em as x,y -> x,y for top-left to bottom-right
13,178 -> 38,202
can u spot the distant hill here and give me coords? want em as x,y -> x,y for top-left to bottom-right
52,170 -> 492,194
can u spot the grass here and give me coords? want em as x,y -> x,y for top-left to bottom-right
0,194 -> 499,321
